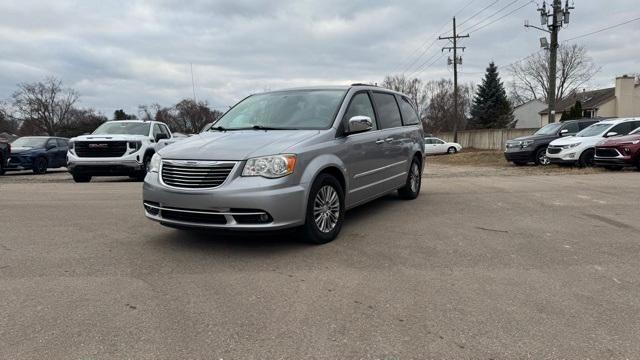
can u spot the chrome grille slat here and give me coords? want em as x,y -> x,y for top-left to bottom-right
161,161 -> 235,189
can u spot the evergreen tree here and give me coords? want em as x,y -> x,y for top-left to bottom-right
469,62 -> 513,129
114,109 -> 137,120
560,100 -> 583,121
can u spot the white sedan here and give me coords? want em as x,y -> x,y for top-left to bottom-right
424,137 -> 462,155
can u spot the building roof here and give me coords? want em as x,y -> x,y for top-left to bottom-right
514,98 -> 547,110
539,87 -> 615,115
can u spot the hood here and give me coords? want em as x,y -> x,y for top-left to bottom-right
158,130 -> 320,160
549,136 -> 582,146
11,146 -> 42,154
597,134 -> 640,146
71,134 -> 149,142
508,133 -> 557,142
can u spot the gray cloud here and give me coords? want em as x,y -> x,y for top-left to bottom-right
0,0 -> 638,117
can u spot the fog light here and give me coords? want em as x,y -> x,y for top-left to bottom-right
566,153 -> 576,159
258,214 -> 270,222
144,202 -> 160,215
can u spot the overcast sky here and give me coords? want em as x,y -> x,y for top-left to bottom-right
1,0 -> 638,117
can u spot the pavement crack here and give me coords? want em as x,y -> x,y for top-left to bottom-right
475,226 -> 509,233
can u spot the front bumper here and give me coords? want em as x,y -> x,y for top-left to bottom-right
6,154 -> 34,170
142,170 -> 308,230
546,147 -> 580,164
504,149 -> 533,162
67,152 -> 144,176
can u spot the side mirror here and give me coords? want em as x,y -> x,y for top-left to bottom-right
155,133 -> 169,141
605,132 -> 618,138
347,116 -> 373,134
559,129 -> 569,136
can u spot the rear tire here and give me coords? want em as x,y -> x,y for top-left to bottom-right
398,157 -> 421,200
301,173 -> 345,245
72,173 -> 92,183
578,149 -> 595,168
32,157 -> 48,174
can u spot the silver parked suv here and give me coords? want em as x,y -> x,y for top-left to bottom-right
143,85 -> 425,243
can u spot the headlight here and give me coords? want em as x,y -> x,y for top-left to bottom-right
68,141 -> 74,150
561,143 -> 580,149
242,154 -> 296,178
521,140 -> 534,148
149,153 -> 161,173
128,141 -> 142,153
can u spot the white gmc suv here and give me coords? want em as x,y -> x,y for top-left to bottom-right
67,120 -> 176,182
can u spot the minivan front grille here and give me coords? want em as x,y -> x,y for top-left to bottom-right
161,160 -> 236,189
595,148 -> 620,158
75,141 -> 127,157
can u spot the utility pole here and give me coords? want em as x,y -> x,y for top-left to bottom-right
439,17 -> 469,143
525,0 -> 574,123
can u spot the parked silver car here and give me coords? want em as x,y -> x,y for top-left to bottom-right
143,85 -> 425,243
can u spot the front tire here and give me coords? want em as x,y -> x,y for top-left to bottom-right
447,146 -> 457,154
578,149 -> 595,168
534,147 -> 550,166
398,157 -> 421,200
134,153 -> 153,181
302,173 -> 344,244
72,173 -> 92,183
32,157 -> 48,174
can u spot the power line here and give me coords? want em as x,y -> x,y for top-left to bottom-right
563,16 -> 640,42
393,0 -> 480,74
455,0 -> 501,29
468,1 -> 534,34
460,0 -> 525,34
406,52 -> 442,78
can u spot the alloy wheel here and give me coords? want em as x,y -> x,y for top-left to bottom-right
410,162 -> 420,193
313,185 -> 340,233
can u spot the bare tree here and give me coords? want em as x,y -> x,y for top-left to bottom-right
155,99 -> 224,134
422,79 -> 474,134
509,44 -> 600,103
11,77 -> 79,135
137,104 -> 161,121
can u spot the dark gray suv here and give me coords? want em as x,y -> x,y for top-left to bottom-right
143,85 -> 425,243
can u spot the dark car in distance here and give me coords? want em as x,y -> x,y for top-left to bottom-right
6,136 -> 69,174
504,119 -> 599,166
0,141 -> 10,175
594,127 -> 640,170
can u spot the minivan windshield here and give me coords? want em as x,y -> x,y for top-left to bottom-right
576,123 -> 611,137
92,122 -> 151,136
211,90 -> 347,130
11,137 -> 48,148
534,123 -> 562,135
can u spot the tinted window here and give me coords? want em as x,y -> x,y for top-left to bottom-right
372,92 -> 402,129
398,96 -> 420,125
434,139 -> 445,144
578,121 -> 597,130
46,139 -> 57,148
343,92 -> 377,130
424,138 -> 433,144
609,122 -> 637,136
562,122 -> 579,134
56,139 -> 68,148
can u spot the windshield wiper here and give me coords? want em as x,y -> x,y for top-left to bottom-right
208,126 -> 228,132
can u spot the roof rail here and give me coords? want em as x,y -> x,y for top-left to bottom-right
350,83 -> 378,87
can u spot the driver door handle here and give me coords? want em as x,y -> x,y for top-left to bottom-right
375,139 -> 385,144
384,137 -> 394,143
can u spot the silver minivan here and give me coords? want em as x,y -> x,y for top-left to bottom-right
143,85 -> 425,243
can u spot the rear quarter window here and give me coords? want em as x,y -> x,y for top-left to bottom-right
397,96 -> 420,125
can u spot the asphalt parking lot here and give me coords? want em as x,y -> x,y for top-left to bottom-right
1,166 -> 639,359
